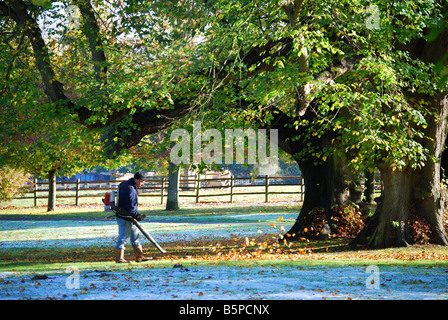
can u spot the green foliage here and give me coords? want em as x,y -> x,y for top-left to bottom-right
1,0 -> 447,175
200,0 -> 448,172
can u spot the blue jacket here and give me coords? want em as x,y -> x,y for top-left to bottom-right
118,178 -> 139,218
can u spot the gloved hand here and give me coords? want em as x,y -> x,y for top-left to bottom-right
135,213 -> 146,221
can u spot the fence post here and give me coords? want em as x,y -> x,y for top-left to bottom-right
34,178 -> 38,207
75,179 -> 80,206
195,173 -> 200,203
264,175 -> 269,203
300,175 -> 304,201
160,177 -> 165,205
229,175 -> 234,203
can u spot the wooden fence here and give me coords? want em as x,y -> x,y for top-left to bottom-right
16,175 -> 306,206
15,175 -> 381,207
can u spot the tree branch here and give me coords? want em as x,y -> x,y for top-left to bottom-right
295,56 -> 362,116
280,0 -> 305,26
3,0 -> 94,122
73,0 -> 108,83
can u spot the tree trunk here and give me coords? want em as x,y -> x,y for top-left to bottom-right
355,164 -> 448,248
412,94 -> 448,246
47,169 -> 56,212
165,161 -> 180,211
285,140 -> 362,239
262,107 -> 363,240
353,93 -> 448,248
368,167 -> 414,248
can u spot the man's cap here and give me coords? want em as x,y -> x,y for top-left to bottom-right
134,172 -> 146,180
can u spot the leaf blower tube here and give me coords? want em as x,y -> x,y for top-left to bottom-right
110,190 -> 166,254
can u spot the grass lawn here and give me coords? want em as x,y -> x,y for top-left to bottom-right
1,202 -> 447,300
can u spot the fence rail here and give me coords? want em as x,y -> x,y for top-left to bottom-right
15,175 -> 305,206
15,175 -> 381,206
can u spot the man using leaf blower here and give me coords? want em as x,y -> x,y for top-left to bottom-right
114,172 -> 151,263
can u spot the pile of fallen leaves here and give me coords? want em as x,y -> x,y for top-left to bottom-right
300,204 -> 448,245
407,213 -> 441,245
329,204 -> 367,238
298,204 -> 366,239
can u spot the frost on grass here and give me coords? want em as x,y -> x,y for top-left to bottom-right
1,211 -> 448,300
1,265 -> 447,300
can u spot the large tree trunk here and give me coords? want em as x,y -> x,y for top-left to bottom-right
47,169 -> 56,212
367,167 -> 414,248
285,135 -> 363,240
413,94 -> 448,246
353,94 -> 448,248
264,107 -> 362,240
355,164 -> 448,248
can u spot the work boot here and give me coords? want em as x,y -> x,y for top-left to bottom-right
115,248 -> 128,263
133,246 -> 151,262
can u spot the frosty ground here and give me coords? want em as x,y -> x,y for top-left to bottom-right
1,263 -> 447,300
0,203 -> 447,300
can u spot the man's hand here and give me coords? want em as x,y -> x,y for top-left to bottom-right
135,213 -> 146,221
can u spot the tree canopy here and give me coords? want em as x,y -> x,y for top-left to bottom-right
2,0 -> 446,164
